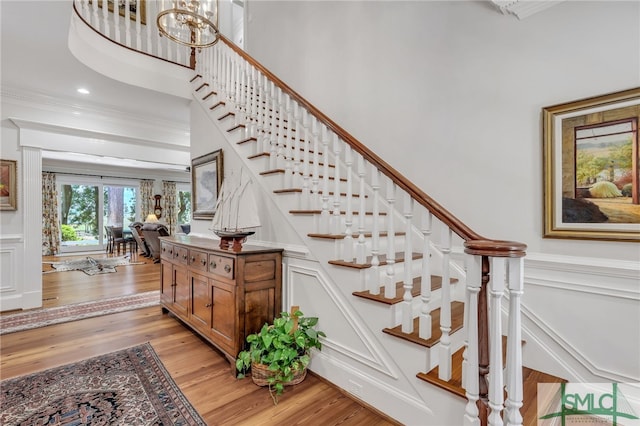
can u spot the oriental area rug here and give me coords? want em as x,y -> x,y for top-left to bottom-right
0,343 -> 206,425
0,291 -> 160,335
43,255 -> 143,276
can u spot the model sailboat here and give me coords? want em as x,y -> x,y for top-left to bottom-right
210,169 -> 260,251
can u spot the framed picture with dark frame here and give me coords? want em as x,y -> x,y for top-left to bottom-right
191,150 -> 223,220
543,87 -> 640,242
0,159 -> 17,211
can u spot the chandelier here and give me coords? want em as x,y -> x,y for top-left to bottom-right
157,0 -> 219,48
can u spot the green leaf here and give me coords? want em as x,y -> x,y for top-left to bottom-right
261,333 -> 273,349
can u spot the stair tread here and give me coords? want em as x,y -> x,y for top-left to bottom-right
274,188 -> 365,197
290,209 -> 386,216
309,231 -> 406,240
329,252 -> 423,269
353,275 -> 460,305
382,301 -> 464,348
416,338 -> 567,425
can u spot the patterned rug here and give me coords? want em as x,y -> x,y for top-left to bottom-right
0,291 -> 160,335
43,255 -> 143,276
0,343 -> 206,425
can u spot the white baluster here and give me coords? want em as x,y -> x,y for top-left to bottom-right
438,227 -> 452,381
300,110 -> 311,210
292,102 -> 303,187
113,0 -> 121,43
275,89 -> 285,169
283,98 -> 294,188
505,257 -> 524,426
419,210 -> 433,339
401,193 -> 414,333
311,117 -> 321,209
145,0 -> 153,55
331,133 -> 342,236
135,0 -> 142,50
384,180 -> 396,299
463,254 -> 481,426
369,167 -> 381,295
268,83 -> 277,170
319,125 -> 331,234
91,0 -> 99,31
356,154 -> 367,264
488,257 -> 505,426
101,0 -> 110,38
342,144 -> 354,261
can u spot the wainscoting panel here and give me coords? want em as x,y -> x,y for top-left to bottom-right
520,253 -> 640,384
0,235 -> 24,312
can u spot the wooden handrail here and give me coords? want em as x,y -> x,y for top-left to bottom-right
217,34 -> 526,255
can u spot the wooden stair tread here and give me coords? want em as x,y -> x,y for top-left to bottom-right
353,276 -> 458,305
290,209 -> 386,216
309,231 -> 406,240
416,338 -> 567,425
382,301 -> 464,348
329,252 -> 423,269
274,188 -> 365,197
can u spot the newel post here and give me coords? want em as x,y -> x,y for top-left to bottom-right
464,240 -> 526,426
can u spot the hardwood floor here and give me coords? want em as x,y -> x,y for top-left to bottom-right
0,251 -> 398,425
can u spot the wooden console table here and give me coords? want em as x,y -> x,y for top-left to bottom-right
159,235 -> 283,371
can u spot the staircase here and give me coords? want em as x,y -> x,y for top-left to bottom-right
187,37 -> 568,425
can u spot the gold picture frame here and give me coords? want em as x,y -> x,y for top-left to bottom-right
191,150 -> 223,220
543,87 -> 640,242
90,0 -> 147,25
0,159 -> 17,211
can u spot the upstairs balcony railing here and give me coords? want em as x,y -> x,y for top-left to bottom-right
72,2 -> 528,423
73,0 -> 194,68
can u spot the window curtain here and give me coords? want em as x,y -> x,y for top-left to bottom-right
140,179 -> 154,220
42,172 -> 60,255
162,180 -> 177,235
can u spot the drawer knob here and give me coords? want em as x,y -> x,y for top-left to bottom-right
205,303 -> 212,308
183,254 -> 187,260
210,261 -> 217,269
201,259 -> 206,265
224,264 -> 231,273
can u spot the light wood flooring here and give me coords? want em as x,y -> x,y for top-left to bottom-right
0,251 -> 398,425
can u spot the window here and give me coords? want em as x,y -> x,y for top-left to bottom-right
176,182 -> 191,224
57,176 -> 139,253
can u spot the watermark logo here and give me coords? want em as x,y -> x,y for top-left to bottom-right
538,382 -> 640,425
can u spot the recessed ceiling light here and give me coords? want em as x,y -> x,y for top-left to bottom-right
77,88 -> 90,95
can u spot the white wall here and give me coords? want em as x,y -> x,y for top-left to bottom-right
244,0 -> 640,263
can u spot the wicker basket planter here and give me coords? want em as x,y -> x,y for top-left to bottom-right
236,306 -> 326,404
251,361 -> 307,387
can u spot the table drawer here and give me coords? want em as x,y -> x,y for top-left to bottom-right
189,249 -> 209,272
209,255 -> 234,280
160,242 -> 174,261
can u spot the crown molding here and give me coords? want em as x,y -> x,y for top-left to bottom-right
1,86 -> 190,144
489,0 -> 565,19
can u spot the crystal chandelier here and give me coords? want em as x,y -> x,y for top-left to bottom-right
157,0 -> 219,48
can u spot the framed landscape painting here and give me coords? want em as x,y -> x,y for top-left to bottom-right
191,150 -> 223,220
543,88 -> 640,242
0,159 -> 17,211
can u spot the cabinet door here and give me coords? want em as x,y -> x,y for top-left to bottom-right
173,265 -> 189,317
210,280 -> 236,353
191,272 -> 211,331
160,261 -> 174,304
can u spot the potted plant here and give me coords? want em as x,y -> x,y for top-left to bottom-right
236,306 -> 326,404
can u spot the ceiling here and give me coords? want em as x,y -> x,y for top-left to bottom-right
0,0 -> 191,170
